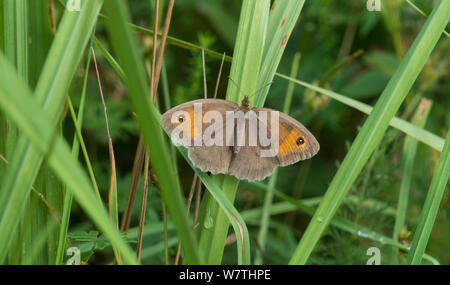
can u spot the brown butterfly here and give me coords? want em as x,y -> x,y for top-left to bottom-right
161,96 -> 319,181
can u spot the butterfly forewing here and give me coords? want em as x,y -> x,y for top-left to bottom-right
253,107 -> 320,166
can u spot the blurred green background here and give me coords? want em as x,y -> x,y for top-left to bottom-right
64,0 -> 449,264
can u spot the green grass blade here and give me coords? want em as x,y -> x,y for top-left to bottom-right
248,182 -> 440,265
160,61 -> 179,176
176,146 -> 251,265
196,0 -> 305,264
2,0 -> 30,264
23,0 -> 58,264
102,0 -> 201,264
0,53 -> 138,265
381,0 -> 404,58
141,238 -> 179,260
2,0 -> 28,81
275,73 -> 445,152
197,0 -> 270,265
0,0 -> 3,52
66,96 -> 102,201
22,220 -> 58,265
255,0 -> 305,107
92,36 -> 125,80
0,0 -> 22,194
196,1 -> 237,49
406,0 -> 450,38
406,130 -> 450,264
254,168 -> 278,265
289,0 -> 450,264
0,0 -> 105,263
27,0 -> 53,88
255,52 -> 301,265
225,0 -> 269,105
1,0 -> 29,264
392,98 -> 432,263
55,49 -> 92,264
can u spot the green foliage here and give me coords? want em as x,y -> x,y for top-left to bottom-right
0,0 -> 448,265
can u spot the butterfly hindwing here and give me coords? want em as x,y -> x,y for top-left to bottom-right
227,115 -> 278,181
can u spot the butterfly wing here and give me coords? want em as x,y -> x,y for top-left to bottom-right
161,100 -> 319,180
253,107 -> 319,166
161,99 -> 239,174
227,112 -> 278,181
227,146 -> 279,181
188,145 -> 233,175
161,99 -> 239,145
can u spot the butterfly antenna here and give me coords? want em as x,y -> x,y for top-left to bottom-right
228,76 -> 248,97
228,77 -> 273,100
248,81 -> 274,99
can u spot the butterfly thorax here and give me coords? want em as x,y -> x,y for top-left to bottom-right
240,96 -> 250,111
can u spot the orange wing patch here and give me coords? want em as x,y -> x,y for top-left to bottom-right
176,106 -> 206,140
278,127 -> 306,157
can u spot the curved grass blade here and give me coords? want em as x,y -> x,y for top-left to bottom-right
289,0 -> 450,264
407,130 -> 450,264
